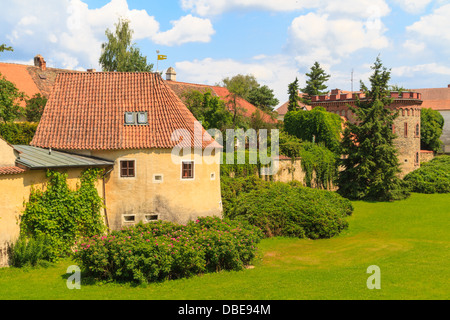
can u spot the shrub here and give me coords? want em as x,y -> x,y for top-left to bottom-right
0,122 -> 38,145
222,177 -> 353,239
403,156 -> 450,193
74,217 -> 262,284
8,235 -> 49,268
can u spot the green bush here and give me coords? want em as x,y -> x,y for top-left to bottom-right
74,217 -> 262,284
403,156 -> 450,193
0,122 -> 37,145
222,177 -> 353,239
8,235 -> 49,268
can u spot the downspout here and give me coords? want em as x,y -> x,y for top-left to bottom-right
102,166 -> 114,232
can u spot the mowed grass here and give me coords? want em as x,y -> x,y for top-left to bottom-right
0,193 -> 448,300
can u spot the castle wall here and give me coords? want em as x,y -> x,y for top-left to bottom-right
310,90 -> 423,177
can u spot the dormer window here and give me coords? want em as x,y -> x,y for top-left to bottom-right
137,112 -> 148,124
124,112 -> 135,125
124,112 -> 148,125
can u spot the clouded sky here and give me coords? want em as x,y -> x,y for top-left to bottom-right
1,0 -> 449,106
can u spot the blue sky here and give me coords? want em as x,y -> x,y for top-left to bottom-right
1,0 -> 449,106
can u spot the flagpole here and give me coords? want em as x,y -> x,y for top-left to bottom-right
156,50 -> 160,73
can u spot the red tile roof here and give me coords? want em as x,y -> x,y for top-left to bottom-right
0,62 -> 78,103
165,80 -> 278,124
0,166 -> 26,175
412,87 -> 450,111
0,63 -> 40,107
275,92 -> 311,117
31,72 -> 219,150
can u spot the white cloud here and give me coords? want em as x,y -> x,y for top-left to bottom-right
287,12 -> 389,69
402,39 -> 426,54
152,15 -> 214,46
181,0 -> 390,17
392,63 -> 450,77
392,0 -> 432,14
406,4 -> 450,45
174,55 -> 304,105
1,0 -> 214,70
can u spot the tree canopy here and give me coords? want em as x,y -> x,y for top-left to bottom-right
283,106 -> 343,154
99,18 -> 153,72
337,57 -> 409,201
420,108 -> 444,152
300,62 -> 330,104
0,73 -> 25,123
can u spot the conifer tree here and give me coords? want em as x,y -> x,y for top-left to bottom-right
301,62 -> 330,104
287,78 -> 301,112
337,57 -> 409,201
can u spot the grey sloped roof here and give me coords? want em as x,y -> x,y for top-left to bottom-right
13,145 -> 114,169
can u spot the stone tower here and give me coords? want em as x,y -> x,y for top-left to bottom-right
166,67 -> 177,81
310,89 -> 423,176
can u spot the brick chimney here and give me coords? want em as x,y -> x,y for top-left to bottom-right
34,54 -> 46,71
87,69 -> 96,73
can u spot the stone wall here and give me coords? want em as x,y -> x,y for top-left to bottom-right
420,150 -> 435,163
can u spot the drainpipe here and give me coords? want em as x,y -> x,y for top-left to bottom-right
102,166 -> 114,232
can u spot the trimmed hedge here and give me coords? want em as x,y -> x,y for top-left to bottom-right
222,176 -> 353,239
74,217 -> 262,284
403,156 -> 450,193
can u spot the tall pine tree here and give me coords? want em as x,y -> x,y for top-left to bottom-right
287,78 -> 301,112
301,62 -> 330,104
337,57 -> 409,201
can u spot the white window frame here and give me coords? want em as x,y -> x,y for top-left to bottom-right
153,174 -> 163,183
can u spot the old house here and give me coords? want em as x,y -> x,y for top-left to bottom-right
0,71 -> 223,266
30,71 -> 223,228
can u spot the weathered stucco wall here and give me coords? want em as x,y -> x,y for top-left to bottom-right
89,148 -> 222,230
0,168 -> 102,267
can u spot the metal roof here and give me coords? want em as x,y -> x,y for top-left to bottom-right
13,145 -> 114,169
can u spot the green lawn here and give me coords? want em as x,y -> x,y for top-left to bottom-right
0,193 -> 448,300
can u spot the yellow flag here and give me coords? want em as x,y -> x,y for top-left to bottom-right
157,55 -> 167,60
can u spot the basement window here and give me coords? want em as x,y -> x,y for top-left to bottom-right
123,214 -> 136,223
120,160 -> 135,177
145,214 -> 159,222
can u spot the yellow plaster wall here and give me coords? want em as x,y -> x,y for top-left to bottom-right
0,168 -> 103,267
0,139 -> 17,167
90,148 -> 222,230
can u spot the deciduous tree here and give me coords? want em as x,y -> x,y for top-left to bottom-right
99,18 -> 153,72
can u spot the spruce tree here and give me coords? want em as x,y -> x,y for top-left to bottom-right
301,62 -> 330,104
337,57 -> 409,201
287,78 -> 301,112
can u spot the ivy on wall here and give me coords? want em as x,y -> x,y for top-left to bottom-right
20,169 -> 106,261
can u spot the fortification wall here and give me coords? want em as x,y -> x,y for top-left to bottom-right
310,90 -> 423,176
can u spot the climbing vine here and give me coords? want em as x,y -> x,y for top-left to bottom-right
20,168 -> 106,261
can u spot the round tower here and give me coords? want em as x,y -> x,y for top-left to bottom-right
310,90 -> 423,176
